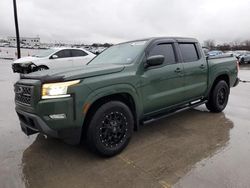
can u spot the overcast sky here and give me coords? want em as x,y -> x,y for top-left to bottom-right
1,0 -> 250,44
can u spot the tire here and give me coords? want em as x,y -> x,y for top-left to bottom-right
206,80 -> 229,113
86,101 -> 134,157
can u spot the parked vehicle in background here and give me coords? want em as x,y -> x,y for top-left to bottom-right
12,48 -> 96,74
0,43 -> 9,47
202,47 -> 209,55
225,51 -> 234,56
14,37 -> 239,157
237,51 -> 250,64
90,47 -> 107,55
207,50 -> 223,57
233,50 -> 247,58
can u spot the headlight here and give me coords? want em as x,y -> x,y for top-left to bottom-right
42,80 -> 80,99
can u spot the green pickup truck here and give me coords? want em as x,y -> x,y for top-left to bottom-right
14,37 -> 239,156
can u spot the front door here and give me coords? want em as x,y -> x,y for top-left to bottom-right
140,42 -> 185,115
71,49 -> 89,66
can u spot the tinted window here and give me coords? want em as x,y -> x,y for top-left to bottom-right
54,50 -> 71,58
71,49 -> 88,57
179,43 -> 199,62
149,44 -> 176,64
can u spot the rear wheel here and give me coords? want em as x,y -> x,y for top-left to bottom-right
86,101 -> 134,157
206,80 -> 229,113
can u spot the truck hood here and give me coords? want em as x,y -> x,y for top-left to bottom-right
13,56 -> 41,64
20,64 -> 125,82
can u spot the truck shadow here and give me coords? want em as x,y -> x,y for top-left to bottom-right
21,107 -> 233,188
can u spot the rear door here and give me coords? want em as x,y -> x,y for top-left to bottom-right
178,43 -> 208,101
140,41 -> 185,114
71,49 -> 90,66
49,49 -> 73,69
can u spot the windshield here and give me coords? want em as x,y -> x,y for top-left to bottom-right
33,48 -> 58,58
89,41 -> 147,65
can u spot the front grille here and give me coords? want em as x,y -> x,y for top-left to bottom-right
14,84 -> 33,106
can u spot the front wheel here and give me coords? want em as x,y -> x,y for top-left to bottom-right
86,101 -> 134,157
206,80 -> 229,113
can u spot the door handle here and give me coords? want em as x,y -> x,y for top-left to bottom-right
200,64 -> 205,69
175,67 -> 182,73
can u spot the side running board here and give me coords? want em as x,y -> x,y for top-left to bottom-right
143,99 -> 207,125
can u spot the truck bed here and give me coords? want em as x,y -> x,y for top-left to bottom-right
207,55 -> 238,88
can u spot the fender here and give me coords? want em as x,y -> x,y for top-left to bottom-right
82,83 -> 144,127
205,69 -> 230,98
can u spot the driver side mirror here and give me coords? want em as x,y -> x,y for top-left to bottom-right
145,55 -> 164,68
51,55 -> 58,59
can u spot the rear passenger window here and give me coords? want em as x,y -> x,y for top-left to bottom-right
54,50 -> 71,58
71,49 -> 88,57
149,44 -> 176,65
179,43 -> 199,62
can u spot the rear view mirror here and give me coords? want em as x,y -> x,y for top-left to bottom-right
145,55 -> 164,68
51,55 -> 58,59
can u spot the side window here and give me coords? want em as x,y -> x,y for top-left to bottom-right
149,44 -> 176,65
179,43 -> 199,62
71,49 -> 88,57
54,50 -> 71,58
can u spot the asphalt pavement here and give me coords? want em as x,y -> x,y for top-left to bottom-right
0,60 -> 250,188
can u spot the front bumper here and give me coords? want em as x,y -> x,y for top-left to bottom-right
16,108 -> 58,137
16,104 -> 82,145
14,79 -> 90,145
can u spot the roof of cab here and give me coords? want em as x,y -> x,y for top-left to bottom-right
149,37 -> 198,43
118,37 -> 199,45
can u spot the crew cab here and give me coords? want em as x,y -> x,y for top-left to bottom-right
14,37 -> 239,157
12,48 -> 95,73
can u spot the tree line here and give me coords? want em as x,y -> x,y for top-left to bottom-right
203,40 -> 250,51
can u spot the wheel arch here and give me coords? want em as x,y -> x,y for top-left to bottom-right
81,85 -> 142,140
207,74 -> 230,98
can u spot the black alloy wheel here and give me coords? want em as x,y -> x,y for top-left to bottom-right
99,111 -> 129,148
217,87 -> 226,106
86,101 -> 134,157
206,80 -> 229,113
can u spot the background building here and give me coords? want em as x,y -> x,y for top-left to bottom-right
7,36 -> 40,47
